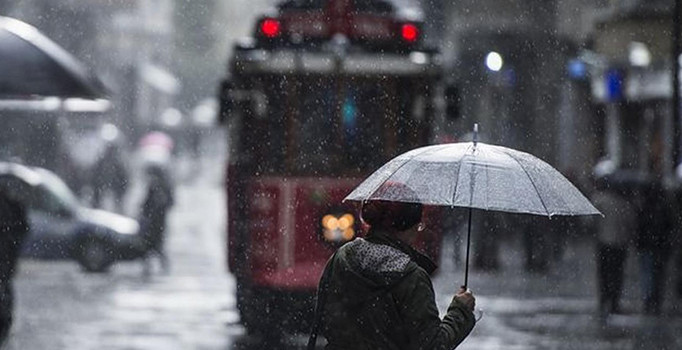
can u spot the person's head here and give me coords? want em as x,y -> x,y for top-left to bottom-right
361,200 -> 423,233
146,163 -> 163,174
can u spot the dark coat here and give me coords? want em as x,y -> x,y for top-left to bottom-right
321,230 -> 475,350
0,194 -> 28,282
140,171 -> 173,249
635,183 -> 676,252
0,193 -> 29,340
93,145 -> 128,197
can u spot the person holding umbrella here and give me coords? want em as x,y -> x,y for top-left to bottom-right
308,185 -> 476,350
309,125 -> 600,348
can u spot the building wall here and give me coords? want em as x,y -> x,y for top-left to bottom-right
587,1 -> 678,179
442,0 -> 572,164
436,0 -> 677,184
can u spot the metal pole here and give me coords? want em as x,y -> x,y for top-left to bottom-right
463,207 -> 473,289
673,0 -> 681,170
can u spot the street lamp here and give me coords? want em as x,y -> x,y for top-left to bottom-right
485,51 -> 503,72
628,42 -> 651,67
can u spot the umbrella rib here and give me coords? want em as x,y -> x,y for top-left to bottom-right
505,151 -> 550,216
540,164 -> 572,215
364,145 -> 447,202
451,143 -> 474,207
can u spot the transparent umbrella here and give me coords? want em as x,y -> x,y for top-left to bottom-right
344,125 -> 601,288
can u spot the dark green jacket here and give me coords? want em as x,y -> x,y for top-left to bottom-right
321,230 -> 475,349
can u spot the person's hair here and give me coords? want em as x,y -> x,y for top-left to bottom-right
361,200 -> 423,232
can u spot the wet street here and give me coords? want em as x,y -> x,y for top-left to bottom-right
434,235 -> 682,350
7,153 -> 682,350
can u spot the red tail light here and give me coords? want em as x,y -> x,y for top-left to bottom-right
400,23 -> 419,43
260,18 -> 281,38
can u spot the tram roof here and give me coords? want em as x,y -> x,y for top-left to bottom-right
277,0 -> 424,20
230,47 -> 441,77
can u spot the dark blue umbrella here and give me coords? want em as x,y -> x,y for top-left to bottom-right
0,16 -> 107,100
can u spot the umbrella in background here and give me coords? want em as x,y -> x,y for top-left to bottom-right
137,131 -> 174,167
345,124 -> 601,288
0,16 -> 108,103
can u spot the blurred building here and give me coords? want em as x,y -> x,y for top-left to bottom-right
431,0 -> 679,268
442,0 -> 575,165
437,0 -> 679,190
586,1 -> 676,179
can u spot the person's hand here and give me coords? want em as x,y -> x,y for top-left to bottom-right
454,287 -> 475,312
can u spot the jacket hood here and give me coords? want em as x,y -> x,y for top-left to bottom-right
332,236 -> 418,306
341,238 -> 412,282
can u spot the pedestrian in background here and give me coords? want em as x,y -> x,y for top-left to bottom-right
520,215 -> 550,273
92,143 -> 129,213
473,212 -> 502,271
636,181 -> 675,315
140,164 -> 174,275
591,176 -> 637,317
309,197 -> 476,349
0,184 -> 29,345
673,185 -> 682,301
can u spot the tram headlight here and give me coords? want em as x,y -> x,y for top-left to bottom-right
321,213 -> 356,244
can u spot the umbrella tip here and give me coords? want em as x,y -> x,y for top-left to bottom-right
473,123 -> 479,146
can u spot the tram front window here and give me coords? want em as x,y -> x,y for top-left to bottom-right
243,76 -> 425,177
292,78 -> 413,176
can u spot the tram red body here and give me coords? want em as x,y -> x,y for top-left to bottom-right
220,0 -> 444,333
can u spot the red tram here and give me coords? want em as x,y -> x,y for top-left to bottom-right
218,0 -> 454,333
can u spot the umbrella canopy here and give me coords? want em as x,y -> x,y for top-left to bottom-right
0,16 -> 107,99
345,141 -> 600,217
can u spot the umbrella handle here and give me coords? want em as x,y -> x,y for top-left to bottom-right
463,207 -> 473,289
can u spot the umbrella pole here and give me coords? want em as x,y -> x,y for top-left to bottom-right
464,207 -> 473,289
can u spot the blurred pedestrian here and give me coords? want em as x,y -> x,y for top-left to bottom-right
591,176 -> 637,316
0,184 -> 29,345
441,207 -> 465,267
140,165 -> 174,275
473,212 -> 501,271
636,181 -> 675,315
674,185 -> 682,301
676,245 -> 682,300
520,215 -> 550,273
92,143 -> 129,213
308,197 -> 476,349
